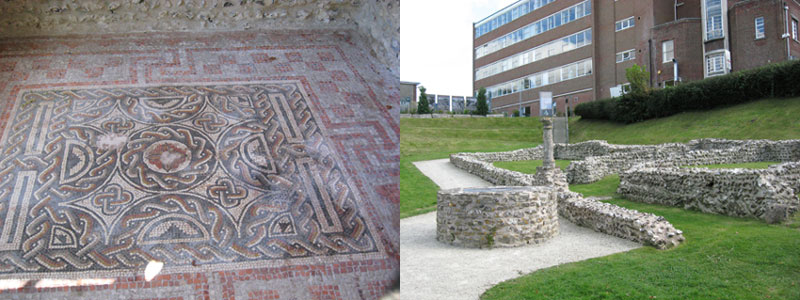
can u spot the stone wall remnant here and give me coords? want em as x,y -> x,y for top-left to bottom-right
618,163 -> 800,223
436,186 -> 559,248
557,192 -> 684,249
452,138 -> 800,185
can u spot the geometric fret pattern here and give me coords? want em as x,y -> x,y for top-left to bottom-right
0,29 -> 399,299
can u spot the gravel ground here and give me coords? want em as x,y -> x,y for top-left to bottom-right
412,159 -> 492,190
401,159 -> 641,300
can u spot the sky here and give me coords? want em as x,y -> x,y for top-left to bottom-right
400,0 -> 518,97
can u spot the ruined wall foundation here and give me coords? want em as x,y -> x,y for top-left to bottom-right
436,187 -> 559,248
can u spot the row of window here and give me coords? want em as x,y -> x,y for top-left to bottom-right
475,1 -> 592,59
615,17 -> 635,32
475,29 -> 592,81
475,0 -> 557,38
486,59 -> 593,99
755,16 -> 798,41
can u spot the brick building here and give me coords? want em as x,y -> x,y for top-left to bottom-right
474,0 -> 800,115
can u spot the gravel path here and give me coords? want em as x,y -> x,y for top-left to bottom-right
401,159 -> 641,300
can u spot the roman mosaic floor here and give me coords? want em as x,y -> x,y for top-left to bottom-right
0,30 -> 399,299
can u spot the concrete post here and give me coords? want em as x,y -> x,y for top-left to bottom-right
541,117 -> 555,169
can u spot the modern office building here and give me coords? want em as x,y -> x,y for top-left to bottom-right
474,0 -> 800,115
400,81 -> 420,112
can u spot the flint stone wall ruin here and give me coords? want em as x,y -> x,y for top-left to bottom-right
449,138 -> 800,247
436,187 -> 559,248
558,193 -> 684,250
618,162 -> 800,223
452,139 -> 800,186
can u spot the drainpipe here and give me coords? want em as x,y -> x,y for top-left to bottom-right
648,39 -> 654,87
673,58 -> 678,83
785,3 -> 791,61
674,0 -> 678,21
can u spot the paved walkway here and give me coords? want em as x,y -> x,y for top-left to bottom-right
401,159 -> 640,300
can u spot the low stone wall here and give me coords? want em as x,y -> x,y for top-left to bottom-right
449,149 -> 567,188
436,187 -> 559,248
557,192 -> 684,249
618,162 -> 800,223
452,139 -> 800,184
450,138 -> 800,227
446,142 -> 689,249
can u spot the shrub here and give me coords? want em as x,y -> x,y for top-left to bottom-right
476,87 -> 489,116
417,86 -> 431,114
626,64 -> 650,94
574,60 -> 800,123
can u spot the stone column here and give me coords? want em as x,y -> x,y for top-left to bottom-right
541,117 -> 555,169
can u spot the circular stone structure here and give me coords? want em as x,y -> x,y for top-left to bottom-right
437,186 -> 559,248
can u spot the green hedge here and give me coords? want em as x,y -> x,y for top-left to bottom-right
575,60 -> 800,123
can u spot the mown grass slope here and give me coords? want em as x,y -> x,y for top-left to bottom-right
401,97 -> 800,217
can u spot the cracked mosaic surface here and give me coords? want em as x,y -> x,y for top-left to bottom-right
0,82 -> 384,276
0,29 -> 398,299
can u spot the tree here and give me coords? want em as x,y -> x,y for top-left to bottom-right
475,87 -> 489,116
417,86 -> 431,114
626,64 -> 650,94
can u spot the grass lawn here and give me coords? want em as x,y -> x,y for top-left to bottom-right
401,97 -> 800,218
402,97 -> 800,298
400,118 -> 541,218
684,162 -> 779,169
492,159 -> 572,174
481,175 -> 800,299
569,97 -> 800,144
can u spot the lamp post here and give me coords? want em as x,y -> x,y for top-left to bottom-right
539,91 -> 555,169
565,97 -> 570,144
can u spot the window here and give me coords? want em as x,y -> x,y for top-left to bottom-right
615,16 -> 635,32
755,17 -> 765,39
706,53 -> 725,76
475,0 -> 557,38
793,19 -> 798,41
475,1 -> 592,58
662,40 -> 674,63
621,83 -> 632,94
616,49 -> 636,63
705,0 -> 723,40
474,29 -> 593,80
485,59 -> 593,98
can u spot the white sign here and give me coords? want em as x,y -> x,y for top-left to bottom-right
539,91 -> 553,116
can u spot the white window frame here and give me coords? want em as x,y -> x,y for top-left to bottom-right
705,51 -> 726,77
755,17 -> 765,39
616,49 -> 636,63
704,0 -> 724,41
793,18 -> 798,41
615,16 -> 635,32
662,40 -> 674,63
621,83 -> 632,94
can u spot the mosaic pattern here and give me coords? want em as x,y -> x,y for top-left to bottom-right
0,82 -> 383,276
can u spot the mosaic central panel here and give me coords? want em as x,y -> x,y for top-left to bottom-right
0,82 -> 382,277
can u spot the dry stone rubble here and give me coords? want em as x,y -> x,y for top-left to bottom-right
436,187 -> 559,248
448,138 -> 800,248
